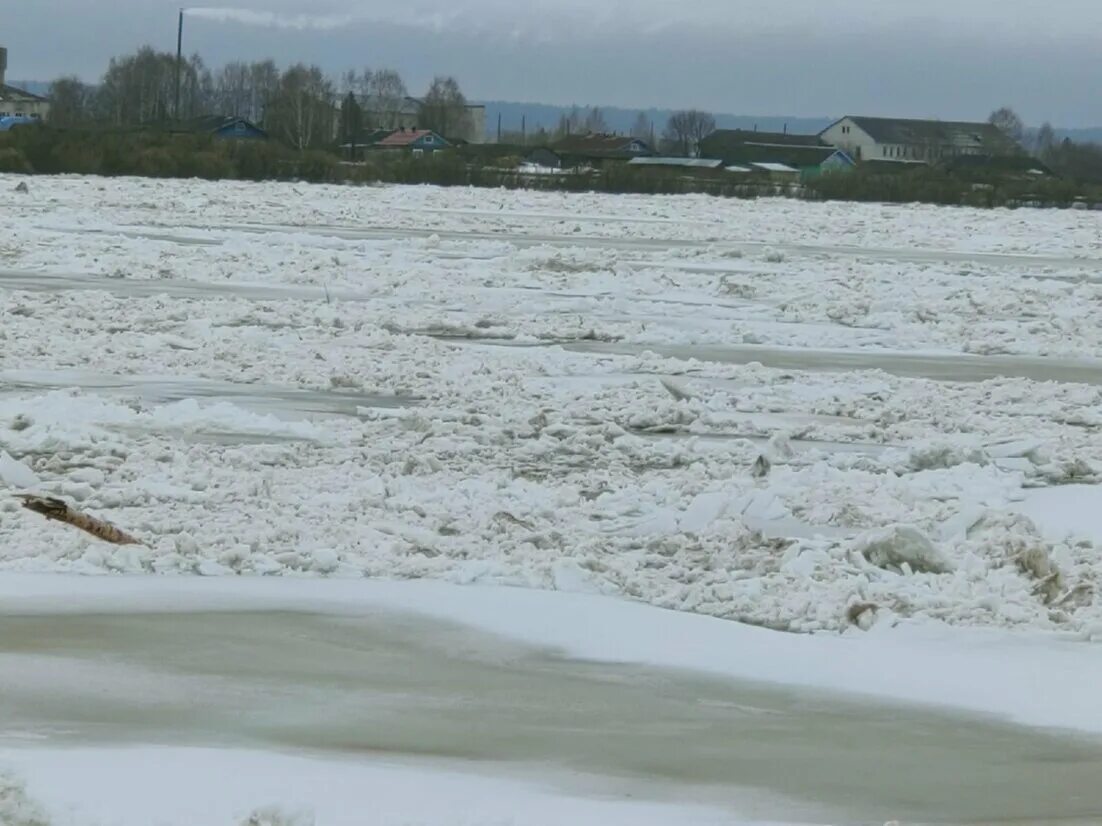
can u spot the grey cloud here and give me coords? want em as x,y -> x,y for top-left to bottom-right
4,0 -> 1102,125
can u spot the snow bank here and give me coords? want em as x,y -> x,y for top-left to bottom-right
3,745 -> 735,826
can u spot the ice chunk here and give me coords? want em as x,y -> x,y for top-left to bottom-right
311,548 -> 340,574
0,451 -> 41,490
679,491 -> 730,533
856,525 -> 954,574
241,806 -> 315,826
904,440 -> 988,472
551,559 -> 600,593
659,376 -> 694,401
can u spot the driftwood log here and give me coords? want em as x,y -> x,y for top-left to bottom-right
17,495 -> 142,546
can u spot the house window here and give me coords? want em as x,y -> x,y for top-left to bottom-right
412,148 -> 424,158
424,135 -> 434,143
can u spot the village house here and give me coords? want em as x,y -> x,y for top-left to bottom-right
0,47 -> 49,120
355,96 -> 486,143
820,116 -> 1020,163
370,128 -> 451,156
698,129 -> 855,178
167,115 -> 268,140
532,133 -> 653,168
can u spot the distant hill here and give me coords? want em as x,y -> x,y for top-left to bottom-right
1052,127 -> 1102,145
479,101 -> 834,139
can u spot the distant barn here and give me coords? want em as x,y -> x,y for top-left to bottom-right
530,133 -> 654,169
698,130 -> 854,179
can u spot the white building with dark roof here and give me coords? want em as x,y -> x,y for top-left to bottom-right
0,47 -> 49,120
820,116 -> 1019,163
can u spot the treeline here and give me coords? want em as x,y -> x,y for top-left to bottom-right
988,108 -> 1102,184
7,124 -> 1102,210
48,48 -> 721,154
0,123 -> 788,197
0,125 -> 336,180
45,47 -> 478,148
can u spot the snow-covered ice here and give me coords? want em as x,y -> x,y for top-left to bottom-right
4,175 -> 1102,635
6,174 -> 1102,824
2,747 -> 739,826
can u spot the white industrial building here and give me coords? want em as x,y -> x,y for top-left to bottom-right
0,47 -> 50,120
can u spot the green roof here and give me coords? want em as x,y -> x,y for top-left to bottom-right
701,129 -> 826,153
701,141 -> 848,168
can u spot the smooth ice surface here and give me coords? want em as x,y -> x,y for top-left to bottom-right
3,578 -> 1102,825
1014,484 -> 1102,544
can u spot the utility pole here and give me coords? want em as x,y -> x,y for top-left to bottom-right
497,112 -> 502,143
521,115 -> 526,146
174,8 -> 184,120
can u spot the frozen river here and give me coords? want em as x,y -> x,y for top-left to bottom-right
4,594 -> 1102,825
6,176 -> 1102,823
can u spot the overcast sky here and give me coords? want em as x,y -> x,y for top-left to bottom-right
6,0 -> 1102,126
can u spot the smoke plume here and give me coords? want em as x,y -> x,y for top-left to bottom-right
184,7 -> 353,31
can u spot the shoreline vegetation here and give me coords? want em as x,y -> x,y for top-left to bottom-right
4,126 -> 1102,209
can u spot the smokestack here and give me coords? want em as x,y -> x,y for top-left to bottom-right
0,47 -> 8,88
174,11 -> 183,119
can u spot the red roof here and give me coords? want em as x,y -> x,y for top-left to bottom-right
376,129 -> 436,147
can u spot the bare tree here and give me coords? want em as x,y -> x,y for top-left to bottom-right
1034,122 -> 1057,159
181,54 -> 215,117
95,47 -> 180,124
248,60 -> 280,124
266,64 -> 336,150
663,110 -> 716,156
340,69 -> 362,96
630,111 -> 651,142
47,76 -> 93,127
213,60 -> 280,123
584,107 -> 608,133
554,106 -> 585,139
367,69 -> 408,129
340,69 -> 378,101
419,76 -> 471,139
988,106 -> 1025,145
215,62 -> 251,117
